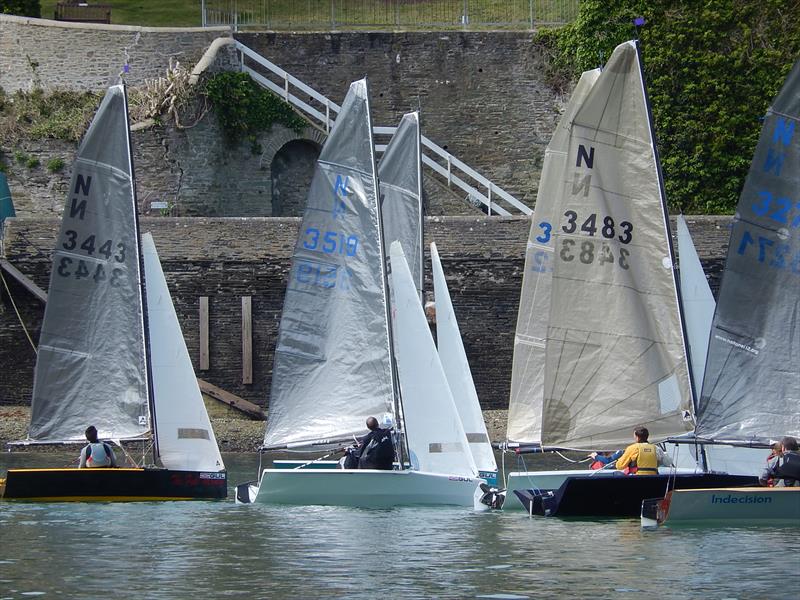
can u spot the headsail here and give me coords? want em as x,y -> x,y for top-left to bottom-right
677,215 -> 715,398
263,79 -> 395,450
390,242 -> 477,477
697,60 -> 800,444
29,85 -> 150,443
540,41 -> 694,450
506,68 -> 600,446
142,233 -> 224,472
379,111 -> 424,298
430,242 -> 496,474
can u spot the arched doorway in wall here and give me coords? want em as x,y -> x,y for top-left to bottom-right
270,139 -> 321,217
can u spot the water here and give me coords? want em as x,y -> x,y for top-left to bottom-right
1,453 -> 797,599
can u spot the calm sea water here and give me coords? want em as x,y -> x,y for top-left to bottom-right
1,453 -> 797,600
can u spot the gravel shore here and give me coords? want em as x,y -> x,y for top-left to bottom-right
1,406 -> 510,454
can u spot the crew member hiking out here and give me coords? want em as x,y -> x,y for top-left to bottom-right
615,427 -> 658,475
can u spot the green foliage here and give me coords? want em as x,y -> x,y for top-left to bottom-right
46,157 -> 64,172
13,149 -> 26,164
204,72 -> 307,151
25,155 -> 39,168
541,0 -> 800,213
0,89 -> 102,142
0,0 -> 40,18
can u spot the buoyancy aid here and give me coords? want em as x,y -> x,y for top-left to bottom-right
85,442 -> 111,467
632,443 -> 658,475
774,452 -> 800,482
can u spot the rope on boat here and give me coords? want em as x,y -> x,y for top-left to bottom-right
554,450 -> 593,464
0,269 -> 37,354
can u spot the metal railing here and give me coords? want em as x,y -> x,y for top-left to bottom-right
204,1 -> 578,29
236,41 -> 530,215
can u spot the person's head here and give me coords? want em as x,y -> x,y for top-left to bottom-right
771,441 -> 783,456
85,425 -> 98,443
366,416 -> 379,431
634,427 -> 649,443
781,436 -> 798,452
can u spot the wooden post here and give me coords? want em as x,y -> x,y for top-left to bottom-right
199,296 -> 209,371
242,296 -> 252,384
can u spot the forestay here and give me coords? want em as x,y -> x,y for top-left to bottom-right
389,242 -> 477,478
263,79 -> 395,450
142,233 -> 224,472
430,242 -> 496,474
540,41 -> 694,450
677,215 -> 715,397
29,85 -> 149,443
697,59 -> 800,444
379,112 -> 424,298
506,68 -> 600,446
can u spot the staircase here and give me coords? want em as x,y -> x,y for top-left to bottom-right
234,41 -> 531,216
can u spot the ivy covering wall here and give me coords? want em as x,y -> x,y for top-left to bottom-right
0,0 -> 40,17
541,0 -> 800,213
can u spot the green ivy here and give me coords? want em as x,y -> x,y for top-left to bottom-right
0,89 -> 103,142
539,0 -> 800,213
204,72 -> 307,151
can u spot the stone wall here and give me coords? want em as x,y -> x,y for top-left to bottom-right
0,14 -> 231,92
0,215 -> 733,413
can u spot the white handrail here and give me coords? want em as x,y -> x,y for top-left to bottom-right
234,40 -> 531,215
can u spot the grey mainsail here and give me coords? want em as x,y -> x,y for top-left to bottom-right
697,60 -> 800,444
263,79 -> 395,450
540,41 -> 694,450
29,85 -> 150,442
379,112 -> 424,298
506,68 -> 600,446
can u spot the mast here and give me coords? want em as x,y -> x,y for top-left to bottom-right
122,81 -> 158,462
415,112 -> 424,303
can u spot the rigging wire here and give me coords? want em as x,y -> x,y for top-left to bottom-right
0,269 -> 37,354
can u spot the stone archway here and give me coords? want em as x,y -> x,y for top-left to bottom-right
269,139 -> 320,217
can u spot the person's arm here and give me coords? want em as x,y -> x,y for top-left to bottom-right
106,444 -> 118,467
759,457 -> 777,486
614,445 -> 636,471
656,446 -> 674,467
79,446 -> 87,468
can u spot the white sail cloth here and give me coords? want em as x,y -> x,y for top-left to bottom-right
539,41 -> 694,450
390,242 -> 478,478
142,233 -> 224,472
263,79 -> 395,450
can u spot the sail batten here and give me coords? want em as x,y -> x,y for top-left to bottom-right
263,79 -> 395,450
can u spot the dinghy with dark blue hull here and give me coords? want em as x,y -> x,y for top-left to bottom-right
515,472 -> 757,517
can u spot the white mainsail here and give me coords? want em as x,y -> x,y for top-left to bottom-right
676,215 -> 715,397
28,84 -> 150,443
506,68 -> 600,446
142,233 -> 224,472
430,242 -> 496,475
539,40 -> 694,450
262,78 -> 395,450
389,242 -> 477,478
697,59 -> 800,444
379,111 -> 424,298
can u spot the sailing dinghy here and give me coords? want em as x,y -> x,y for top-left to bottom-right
0,84 -> 226,501
505,40 -> 756,516
235,79 -> 484,508
642,59 -> 800,527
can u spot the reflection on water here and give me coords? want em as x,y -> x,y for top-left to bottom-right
1,453 -> 796,599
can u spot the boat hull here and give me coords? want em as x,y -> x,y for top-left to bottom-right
0,468 -> 227,501
237,468 -> 483,508
515,473 -> 758,517
643,487 -> 800,526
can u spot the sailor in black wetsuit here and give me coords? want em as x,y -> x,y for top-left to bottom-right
355,416 -> 395,470
760,436 -> 800,487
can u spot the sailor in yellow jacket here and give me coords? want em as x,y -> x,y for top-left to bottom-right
615,427 -> 659,475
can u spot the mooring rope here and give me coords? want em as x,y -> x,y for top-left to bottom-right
0,269 -> 37,354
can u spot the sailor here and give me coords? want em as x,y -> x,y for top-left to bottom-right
79,425 -> 118,468
759,436 -> 800,487
355,416 -> 395,470
614,427 -> 660,475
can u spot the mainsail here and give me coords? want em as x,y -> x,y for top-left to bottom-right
697,60 -> 800,444
142,233 -> 224,472
263,79 -> 395,450
677,215 -> 715,397
29,85 -> 150,443
506,68 -> 600,445
379,111 -> 424,298
539,40 -> 694,450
